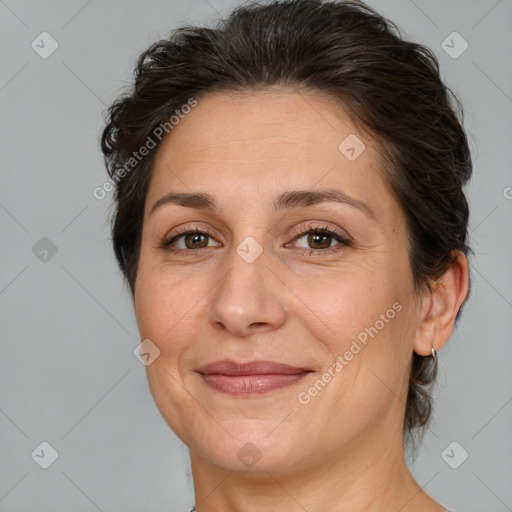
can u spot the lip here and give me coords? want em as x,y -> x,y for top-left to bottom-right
196,359 -> 312,396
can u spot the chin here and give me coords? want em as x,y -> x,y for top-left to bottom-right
189,422 -> 308,474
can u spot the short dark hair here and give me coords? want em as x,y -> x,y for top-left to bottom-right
101,0 -> 472,454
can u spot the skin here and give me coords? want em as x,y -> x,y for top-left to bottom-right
134,88 -> 469,512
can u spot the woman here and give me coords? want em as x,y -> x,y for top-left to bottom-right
101,1 -> 471,510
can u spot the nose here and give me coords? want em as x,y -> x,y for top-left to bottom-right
208,241 -> 287,338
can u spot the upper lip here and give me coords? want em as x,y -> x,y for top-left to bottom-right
197,360 -> 311,376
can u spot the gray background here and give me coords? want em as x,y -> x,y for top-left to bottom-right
1,1 -> 511,511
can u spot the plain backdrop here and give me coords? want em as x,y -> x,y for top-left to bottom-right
1,1 -> 511,511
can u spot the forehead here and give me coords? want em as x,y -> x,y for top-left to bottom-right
147,89 -> 396,221
156,88 -> 362,158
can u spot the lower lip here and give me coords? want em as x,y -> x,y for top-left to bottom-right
199,373 -> 309,396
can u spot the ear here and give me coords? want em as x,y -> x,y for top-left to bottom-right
413,251 -> 469,356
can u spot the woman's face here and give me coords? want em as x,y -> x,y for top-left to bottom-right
134,89 -> 424,474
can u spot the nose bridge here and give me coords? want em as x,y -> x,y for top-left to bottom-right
208,233 -> 286,335
216,234 -> 268,308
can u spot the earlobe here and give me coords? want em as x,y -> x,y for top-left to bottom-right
413,252 -> 469,357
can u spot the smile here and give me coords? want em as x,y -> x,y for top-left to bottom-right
196,360 -> 313,396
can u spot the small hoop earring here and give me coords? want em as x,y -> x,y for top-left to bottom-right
431,346 -> 437,361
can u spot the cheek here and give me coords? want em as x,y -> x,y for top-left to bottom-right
291,267 -> 398,348
290,263 -> 412,407
134,270 -> 202,440
134,268 -> 199,353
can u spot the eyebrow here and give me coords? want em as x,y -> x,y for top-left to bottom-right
150,187 -> 374,219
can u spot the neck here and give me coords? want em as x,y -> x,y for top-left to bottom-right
189,424 -> 443,512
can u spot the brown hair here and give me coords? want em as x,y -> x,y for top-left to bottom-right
101,0 -> 472,454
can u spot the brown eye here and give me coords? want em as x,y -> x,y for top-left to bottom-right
306,231 -> 334,250
293,228 -> 346,251
165,232 -> 212,250
181,232 -> 209,249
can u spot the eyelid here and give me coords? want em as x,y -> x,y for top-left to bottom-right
287,221 -> 351,244
160,224 -> 221,249
284,225 -> 351,255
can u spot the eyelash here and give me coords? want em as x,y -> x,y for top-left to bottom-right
160,224 -> 351,257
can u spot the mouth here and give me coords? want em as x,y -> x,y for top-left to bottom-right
196,360 -> 313,396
